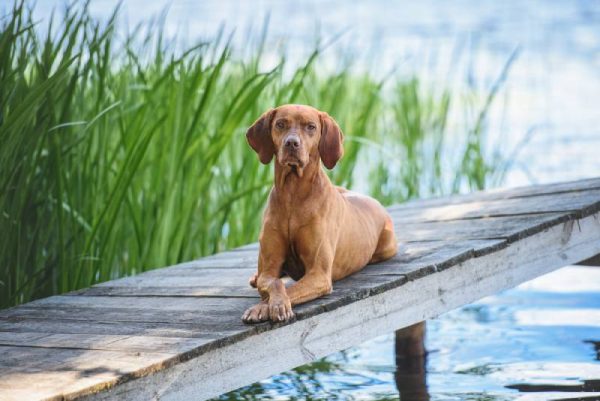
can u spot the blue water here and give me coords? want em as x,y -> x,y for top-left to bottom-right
218,266 -> 600,401
27,1 -> 600,399
31,0 -> 600,187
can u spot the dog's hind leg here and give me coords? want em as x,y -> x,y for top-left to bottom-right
248,272 -> 258,288
249,269 -> 289,288
370,216 -> 398,264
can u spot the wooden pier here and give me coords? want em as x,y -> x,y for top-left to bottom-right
1,177 -> 600,401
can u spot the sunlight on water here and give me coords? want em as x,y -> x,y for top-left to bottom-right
219,266 -> 600,400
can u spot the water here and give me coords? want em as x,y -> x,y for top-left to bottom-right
218,266 -> 600,401
31,0 -> 600,187
27,1 -> 600,399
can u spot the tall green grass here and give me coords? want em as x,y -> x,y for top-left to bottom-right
0,2 -> 514,308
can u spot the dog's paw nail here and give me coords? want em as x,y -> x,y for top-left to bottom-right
243,303 -> 271,324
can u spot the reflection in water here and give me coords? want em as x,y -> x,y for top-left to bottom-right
506,379 -> 600,393
395,322 -> 429,401
217,266 -> 600,400
586,341 -> 600,361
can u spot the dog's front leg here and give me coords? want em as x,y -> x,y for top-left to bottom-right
286,241 -> 334,306
286,270 -> 333,305
242,228 -> 292,323
259,273 -> 294,322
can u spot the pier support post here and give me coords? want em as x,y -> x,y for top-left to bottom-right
395,321 -> 429,401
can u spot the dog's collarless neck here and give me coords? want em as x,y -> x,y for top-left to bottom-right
273,162 -> 329,205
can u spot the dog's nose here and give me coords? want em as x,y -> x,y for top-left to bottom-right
284,136 -> 300,149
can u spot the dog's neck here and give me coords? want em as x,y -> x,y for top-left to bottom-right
273,155 -> 330,207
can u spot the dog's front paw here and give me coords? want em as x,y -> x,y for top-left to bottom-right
269,296 -> 294,322
242,301 -> 270,324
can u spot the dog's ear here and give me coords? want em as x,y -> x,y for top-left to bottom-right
319,112 -> 344,169
246,108 -> 276,164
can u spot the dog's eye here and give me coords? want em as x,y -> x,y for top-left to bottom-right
276,121 -> 285,129
307,123 -> 316,131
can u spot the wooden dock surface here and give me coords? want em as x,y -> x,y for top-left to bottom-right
1,178 -> 600,401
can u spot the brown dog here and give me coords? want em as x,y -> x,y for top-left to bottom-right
242,104 -> 397,323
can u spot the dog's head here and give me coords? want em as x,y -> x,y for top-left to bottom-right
246,104 -> 344,173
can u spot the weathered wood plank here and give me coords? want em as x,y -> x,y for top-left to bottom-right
390,188 -> 600,222
0,332 -> 211,353
152,252 -> 258,269
389,176 -> 600,211
0,305 -> 250,325
139,266 -> 256,277
92,274 -> 251,288
0,320 -> 247,340
0,346 -> 177,401
28,295 -> 257,310
0,346 -> 168,370
394,213 -> 568,242
76,285 -> 257,298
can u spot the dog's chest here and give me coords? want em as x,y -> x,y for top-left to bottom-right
283,243 -> 305,281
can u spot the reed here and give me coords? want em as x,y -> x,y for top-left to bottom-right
0,1 -> 515,307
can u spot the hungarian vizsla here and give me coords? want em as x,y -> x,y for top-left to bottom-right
242,104 -> 397,323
